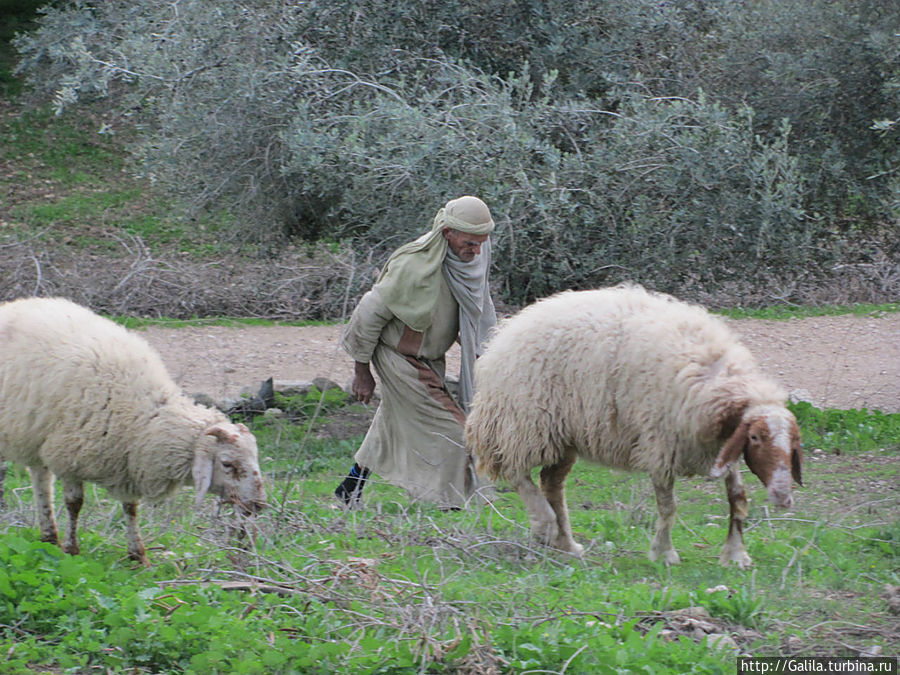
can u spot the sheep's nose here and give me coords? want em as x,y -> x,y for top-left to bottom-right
769,489 -> 793,509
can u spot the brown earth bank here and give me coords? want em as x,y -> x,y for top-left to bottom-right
140,313 -> 900,413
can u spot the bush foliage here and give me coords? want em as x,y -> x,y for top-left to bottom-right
10,0 -> 900,305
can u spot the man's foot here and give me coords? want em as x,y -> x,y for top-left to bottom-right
335,465 -> 370,509
335,478 -> 363,509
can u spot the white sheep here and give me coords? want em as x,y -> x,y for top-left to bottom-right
466,285 -> 803,567
0,297 -> 267,565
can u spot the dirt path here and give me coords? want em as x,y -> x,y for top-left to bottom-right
140,313 -> 900,413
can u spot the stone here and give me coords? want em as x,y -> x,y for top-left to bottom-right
705,634 -> 739,651
312,376 -> 342,392
273,380 -> 315,396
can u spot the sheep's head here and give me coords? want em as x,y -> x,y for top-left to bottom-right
710,404 -> 803,508
192,422 -> 267,515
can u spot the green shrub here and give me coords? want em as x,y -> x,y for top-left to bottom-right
10,0 -> 900,305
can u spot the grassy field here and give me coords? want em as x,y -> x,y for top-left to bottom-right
0,398 -> 897,674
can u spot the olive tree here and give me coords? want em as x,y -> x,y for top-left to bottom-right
12,0 -> 896,306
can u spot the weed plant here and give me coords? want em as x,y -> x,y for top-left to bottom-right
1,402 -> 897,673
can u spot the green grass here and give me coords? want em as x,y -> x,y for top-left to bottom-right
24,190 -> 143,224
0,105 -> 235,259
792,402 -> 900,453
2,401 -> 897,673
718,303 -> 900,320
2,106 -> 124,174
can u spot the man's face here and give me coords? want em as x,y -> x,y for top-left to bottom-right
442,228 -> 489,262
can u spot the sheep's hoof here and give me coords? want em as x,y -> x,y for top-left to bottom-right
649,547 -> 681,565
559,540 -> 584,558
719,548 -> 752,569
531,522 -> 560,548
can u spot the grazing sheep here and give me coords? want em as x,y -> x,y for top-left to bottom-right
466,285 -> 803,567
0,297 -> 267,565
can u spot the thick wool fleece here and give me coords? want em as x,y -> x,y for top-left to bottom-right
0,297 -> 245,502
466,285 -> 787,483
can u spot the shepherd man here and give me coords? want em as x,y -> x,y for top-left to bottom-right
334,195 -> 498,509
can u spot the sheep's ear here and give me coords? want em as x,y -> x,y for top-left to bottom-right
790,420 -> 804,486
791,451 -> 803,486
710,420 -> 749,479
192,450 -> 214,506
205,424 -> 239,445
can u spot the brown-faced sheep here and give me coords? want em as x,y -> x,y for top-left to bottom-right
466,285 -> 803,567
0,297 -> 267,565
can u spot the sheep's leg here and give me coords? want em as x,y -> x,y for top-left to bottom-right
511,472 -> 561,551
719,465 -> 752,568
62,480 -> 84,555
122,501 -> 149,566
539,448 -> 583,556
649,474 -> 680,565
28,465 -> 60,547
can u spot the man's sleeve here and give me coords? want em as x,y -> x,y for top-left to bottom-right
340,286 -> 394,363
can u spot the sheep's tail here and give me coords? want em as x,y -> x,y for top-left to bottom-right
466,408 -> 504,480
466,394 -> 566,481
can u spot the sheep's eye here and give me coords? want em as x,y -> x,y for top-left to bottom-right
749,434 -> 760,443
221,460 -> 235,470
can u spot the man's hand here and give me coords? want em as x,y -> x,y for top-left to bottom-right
352,361 -> 376,404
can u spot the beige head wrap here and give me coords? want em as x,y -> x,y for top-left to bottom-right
374,196 -> 497,411
374,196 -> 495,331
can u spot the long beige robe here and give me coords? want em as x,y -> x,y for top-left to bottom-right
341,278 -> 477,507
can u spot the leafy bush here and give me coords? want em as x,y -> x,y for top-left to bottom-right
489,91 -> 813,302
694,0 -> 900,226
10,0 -> 900,306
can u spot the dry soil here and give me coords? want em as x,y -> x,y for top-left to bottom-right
141,313 -> 900,413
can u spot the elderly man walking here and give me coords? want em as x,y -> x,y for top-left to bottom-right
334,195 -> 497,509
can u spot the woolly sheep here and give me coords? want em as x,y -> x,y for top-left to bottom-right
466,285 -> 803,567
0,297 -> 267,565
